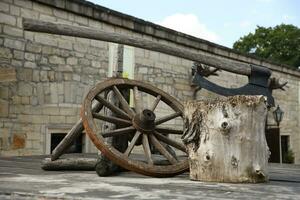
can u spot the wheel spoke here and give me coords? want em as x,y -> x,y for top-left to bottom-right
149,134 -> 177,164
112,86 -> 135,117
93,113 -> 132,126
133,86 -> 142,113
154,131 -> 186,153
155,112 -> 182,125
95,95 -> 130,120
124,131 -> 141,157
101,126 -> 135,138
150,95 -> 161,111
155,126 -> 183,135
91,101 -> 103,113
142,134 -> 153,165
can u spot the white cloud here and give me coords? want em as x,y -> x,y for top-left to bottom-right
282,14 -> 294,21
158,13 -> 220,43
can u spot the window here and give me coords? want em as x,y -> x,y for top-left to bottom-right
50,133 -> 83,154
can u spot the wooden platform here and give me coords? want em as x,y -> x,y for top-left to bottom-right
0,154 -> 300,199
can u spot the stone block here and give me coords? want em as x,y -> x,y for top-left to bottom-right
10,5 -> 20,16
0,47 -> 12,58
24,61 -> 37,68
20,8 -> 39,19
3,25 -> 23,37
53,9 -> 68,19
0,100 -> 9,117
0,68 -> 16,82
39,14 -> 56,22
59,107 -> 77,115
13,50 -> 24,60
12,134 -> 26,150
50,115 -> 66,124
35,34 -> 58,46
49,55 -> 65,65
67,57 -> 78,65
21,96 -> 30,104
0,2 -> 9,12
42,106 -> 60,115
40,71 -> 48,82
49,83 -> 58,103
58,39 -> 73,50
74,15 -> 88,25
26,43 -> 42,53
0,86 -> 9,100
74,43 -> 88,53
4,38 -> 25,50
15,0 -> 32,9
11,59 -> 23,68
33,2 -> 52,14
91,60 -> 100,68
0,13 -> 16,26
18,68 -> 32,81
73,74 -> 80,81
32,70 -> 40,82
30,96 -> 38,106
17,83 -> 33,96
24,52 -> 35,61
78,58 -> 90,66
63,73 -> 73,81
48,71 -> 55,81
31,115 -> 49,124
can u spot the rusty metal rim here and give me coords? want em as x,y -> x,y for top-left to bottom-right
81,78 -> 189,177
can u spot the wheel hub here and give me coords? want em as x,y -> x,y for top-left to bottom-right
132,109 -> 156,134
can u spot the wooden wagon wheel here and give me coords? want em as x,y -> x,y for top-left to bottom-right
81,78 -> 188,177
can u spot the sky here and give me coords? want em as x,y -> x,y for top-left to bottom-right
89,0 -> 300,48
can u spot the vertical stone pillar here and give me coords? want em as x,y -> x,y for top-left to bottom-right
182,95 -> 269,183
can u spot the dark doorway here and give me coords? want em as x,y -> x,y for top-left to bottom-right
50,133 -> 83,153
265,128 -> 280,163
281,135 -> 290,163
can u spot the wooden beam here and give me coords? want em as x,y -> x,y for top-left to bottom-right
23,18 -> 253,76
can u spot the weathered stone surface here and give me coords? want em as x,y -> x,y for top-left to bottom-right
4,38 -> 24,50
3,25 -> 23,37
49,55 -> 65,65
0,47 -> 12,58
17,83 -> 33,96
25,43 -> 42,53
12,134 -> 26,149
0,68 -> 16,82
0,13 -> 16,26
0,100 -> 9,117
24,61 -> 37,68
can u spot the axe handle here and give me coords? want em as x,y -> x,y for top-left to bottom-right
23,18 -> 252,76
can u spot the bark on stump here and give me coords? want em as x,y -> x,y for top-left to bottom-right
182,95 -> 269,183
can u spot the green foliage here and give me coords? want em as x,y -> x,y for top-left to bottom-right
283,149 -> 295,164
233,24 -> 300,69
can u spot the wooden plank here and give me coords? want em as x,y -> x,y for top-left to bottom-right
23,18 -> 253,76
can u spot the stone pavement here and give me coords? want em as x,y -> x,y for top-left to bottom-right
0,155 -> 299,199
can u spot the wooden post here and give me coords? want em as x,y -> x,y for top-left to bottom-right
182,95 -> 269,183
23,18 -> 253,76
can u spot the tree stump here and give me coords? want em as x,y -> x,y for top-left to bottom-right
182,95 -> 269,183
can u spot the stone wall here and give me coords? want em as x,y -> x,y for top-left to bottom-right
0,0 -> 299,164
